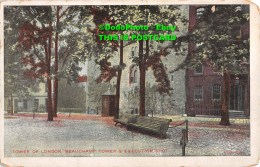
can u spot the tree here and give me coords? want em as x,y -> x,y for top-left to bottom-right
171,5 -> 249,125
18,20 -> 54,121
88,6 -> 120,118
4,7 -> 52,115
4,7 -> 27,114
52,6 -> 71,117
89,5 -> 187,117
14,6 -> 94,121
121,5 -> 186,116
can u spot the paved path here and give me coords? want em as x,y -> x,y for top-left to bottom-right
4,114 -> 250,157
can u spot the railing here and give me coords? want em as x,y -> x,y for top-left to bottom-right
169,120 -> 188,156
189,103 -> 221,116
86,107 -> 99,115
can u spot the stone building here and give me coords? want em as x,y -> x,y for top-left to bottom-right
84,5 -> 189,116
4,82 -> 48,113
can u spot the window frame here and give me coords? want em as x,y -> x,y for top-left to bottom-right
194,86 -> 203,100
235,6 -> 242,12
196,7 -> 205,19
194,65 -> 203,74
23,99 -> 27,109
131,47 -> 135,57
212,84 -> 221,100
34,99 -> 39,108
129,65 -> 137,85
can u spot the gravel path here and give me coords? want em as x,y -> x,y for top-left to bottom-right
4,116 -> 250,157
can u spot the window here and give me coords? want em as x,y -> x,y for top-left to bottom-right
194,65 -> 203,74
131,47 -> 134,57
23,99 -> 27,109
134,70 -> 137,83
194,86 -> 203,100
195,42 -> 203,49
34,99 -> 39,108
235,6 -> 242,12
157,44 -> 160,50
212,85 -> 221,100
129,65 -> 138,85
196,8 -> 205,18
231,26 -> 241,39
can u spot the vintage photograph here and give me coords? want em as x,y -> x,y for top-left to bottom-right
2,2 -> 254,163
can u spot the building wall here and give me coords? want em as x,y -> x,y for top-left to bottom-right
186,65 -> 223,116
85,42 -> 187,116
110,6 -> 189,115
86,58 -> 115,114
4,82 -> 48,113
186,5 -> 250,116
84,5 -> 189,116
186,65 -> 249,116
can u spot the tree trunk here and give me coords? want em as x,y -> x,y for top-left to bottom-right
220,69 -> 231,125
47,77 -> 53,121
52,7 -> 60,117
53,78 -> 58,117
145,40 -> 150,116
139,40 -> 146,116
10,93 -> 13,115
114,39 -> 123,119
46,22 -> 53,121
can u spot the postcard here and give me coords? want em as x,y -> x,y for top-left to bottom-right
0,0 -> 259,166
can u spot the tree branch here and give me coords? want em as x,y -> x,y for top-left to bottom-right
59,46 -> 69,60
32,44 -> 43,61
59,7 -> 70,19
62,48 -> 71,68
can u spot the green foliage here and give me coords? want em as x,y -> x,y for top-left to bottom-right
4,7 -> 46,97
92,6 -> 187,95
173,5 -> 249,75
87,78 -> 115,109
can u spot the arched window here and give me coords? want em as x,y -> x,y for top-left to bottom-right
134,70 -> 137,83
235,6 -> 242,12
196,8 -> 205,18
129,65 -> 138,85
171,74 -> 174,81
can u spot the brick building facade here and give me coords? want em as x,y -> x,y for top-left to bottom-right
185,6 -> 250,117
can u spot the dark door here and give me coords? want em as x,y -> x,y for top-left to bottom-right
109,96 -> 115,116
230,85 -> 245,111
102,96 -> 109,116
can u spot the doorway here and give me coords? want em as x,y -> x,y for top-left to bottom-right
229,85 -> 245,111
